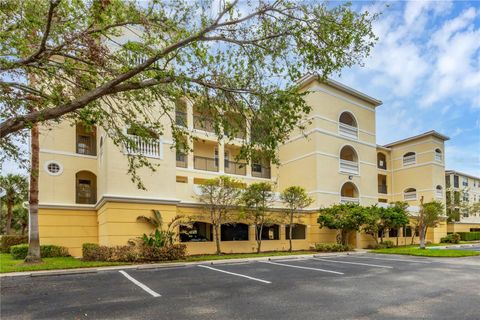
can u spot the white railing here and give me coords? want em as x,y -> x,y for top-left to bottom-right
435,153 -> 442,162
436,190 -> 443,198
339,123 -> 358,139
339,159 -> 359,174
404,191 -> 417,201
340,196 -> 359,204
124,135 -> 161,158
403,155 -> 416,166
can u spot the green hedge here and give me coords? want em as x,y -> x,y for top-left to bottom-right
457,232 -> 480,241
82,243 -> 186,262
0,235 -> 28,253
441,233 -> 461,244
10,244 -> 70,259
314,243 -> 353,252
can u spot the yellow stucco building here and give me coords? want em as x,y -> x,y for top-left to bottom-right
38,75 -> 449,256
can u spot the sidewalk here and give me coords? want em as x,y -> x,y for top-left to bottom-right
0,250 -> 368,278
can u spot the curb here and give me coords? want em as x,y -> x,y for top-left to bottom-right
1,251 -> 368,278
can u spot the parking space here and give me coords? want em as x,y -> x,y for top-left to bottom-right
1,253 -> 479,319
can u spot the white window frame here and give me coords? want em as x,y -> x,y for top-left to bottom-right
44,160 -> 64,176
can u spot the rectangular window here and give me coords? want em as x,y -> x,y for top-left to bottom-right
404,226 -> 412,237
454,175 -> 459,188
463,177 -> 469,187
445,176 -> 450,188
388,228 -> 398,238
285,225 -> 306,240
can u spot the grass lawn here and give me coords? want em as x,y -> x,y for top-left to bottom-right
372,246 -> 480,257
0,253 -> 127,273
0,251 -> 318,273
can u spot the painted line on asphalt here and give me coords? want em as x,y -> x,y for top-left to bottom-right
262,261 -> 344,275
350,255 -> 431,264
119,270 -> 161,297
312,257 -> 393,269
198,265 -> 272,284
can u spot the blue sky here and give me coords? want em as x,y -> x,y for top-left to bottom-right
1,0 -> 479,177
334,0 -> 480,176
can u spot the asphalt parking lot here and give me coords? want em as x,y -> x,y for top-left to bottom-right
1,253 -> 479,320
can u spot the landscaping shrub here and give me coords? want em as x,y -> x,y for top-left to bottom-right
10,244 -> 70,259
440,233 -> 461,244
0,235 -> 28,253
314,243 -> 353,252
82,242 -> 186,262
457,232 -> 480,241
367,240 -> 395,249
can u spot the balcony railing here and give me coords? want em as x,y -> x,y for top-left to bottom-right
175,111 -> 187,127
378,185 -> 387,194
193,115 -> 215,132
403,155 -> 416,166
176,155 -> 187,168
435,153 -> 442,162
339,159 -> 359,174
339,123 -> 358,139
124,135 -> 161,158
436,190 -> 443,198
252,165 -> 271,179
194,156 -> 218,172
225,160 -> 247,176
404,191 -> 417,201
340,196 -> 359,204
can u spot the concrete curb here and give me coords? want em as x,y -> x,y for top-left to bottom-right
429,243 -> 480,250
1,251 -> 368,278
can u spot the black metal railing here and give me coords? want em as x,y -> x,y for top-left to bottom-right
251,165 -> 271,179
194,156 -> 218,172
193,115 -> 215,132
225,160 -> 247,176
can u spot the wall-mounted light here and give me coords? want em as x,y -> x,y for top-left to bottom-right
348,175 -> 353,180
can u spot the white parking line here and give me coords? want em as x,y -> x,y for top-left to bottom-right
198,265 -> 272,284
350,255 -> 431,264
262,261 -> 344,275
312,257 -> 393,269
119,270 -> 161,297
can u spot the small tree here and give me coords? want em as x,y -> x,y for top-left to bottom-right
418,197 -> 444,249
280,186 -> 313,252
0,174 -> 28,235
197,176 -> 242,255
136,209 -> 185,247
318,203 -> 370,246
362,205 -> 382,244
240,182 -> 275,253
388,202 -> 409,246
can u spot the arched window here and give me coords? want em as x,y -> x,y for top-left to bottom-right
339,145 -> 359,174
377,152 -> 387,169
285,224 -> 306,240
221,223 -> 249,241
403,152 -> 416,166
435,185 -> 443,198
76,123 -> 97,156
179,222 -> 213,242
256,224 -> 280,240
338,111 -> 358,139
340,182 -> 359,203
404,188 -> 417,201
76,171 -> 97,204
435,148 -> 442,162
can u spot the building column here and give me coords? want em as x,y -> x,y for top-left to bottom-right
187,138 -> 194,170
186,98 -> 193,131
218,141 -> 225,173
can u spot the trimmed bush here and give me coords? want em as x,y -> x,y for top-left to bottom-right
457,232 -> 480,241
440,233 -> 460,244
314,243 -> 353,252
82,242 -> 186,262
10,244 -> 70,259
367,240 -> 395,249
0,235 -> 28,253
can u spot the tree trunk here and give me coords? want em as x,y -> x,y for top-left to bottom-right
256,224 -> 263,254
288,214 -> 294,252
21,224 -> 27,235
342,230 -> 349,246
419,226 -> 426,249
25,122 -> 42,263
5,201 -> 13,234
214,223 -> 221,255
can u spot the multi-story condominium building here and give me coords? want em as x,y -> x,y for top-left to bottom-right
445,170 -> 480,233
38,75 -> 449,256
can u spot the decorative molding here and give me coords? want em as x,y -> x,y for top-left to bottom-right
40,149 -> 97,160
308,85 -> 376,112
285,127 -> 377,148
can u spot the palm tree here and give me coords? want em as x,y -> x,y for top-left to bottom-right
137,210 -> 186,246
0,174 -> 28,235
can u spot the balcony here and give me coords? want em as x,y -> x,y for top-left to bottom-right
175,111 -> 187,127
404,191 -> 417,201
435,153 -> 442,162
194,156 -> 218,172
339,122 -> 358,139
340,196 -> 359,204
436,189 -> 443,198
403,155 -> 416,166
252,164 -> 271,179
224,160 -> 247,176
176,153 -> 187,168
193,115 -> 215,133
378,185 -> 387,194
339,159 -> 359,174
124,135 -> 161,158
